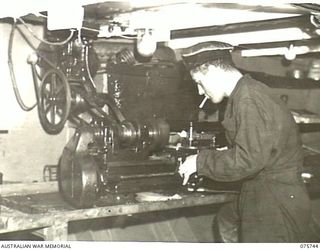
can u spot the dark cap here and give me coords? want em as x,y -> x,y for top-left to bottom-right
181,41 -> 233,70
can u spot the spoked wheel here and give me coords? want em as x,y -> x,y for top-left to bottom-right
38,69 -> 71,134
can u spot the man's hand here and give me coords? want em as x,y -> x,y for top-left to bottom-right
178,154 -> 198,185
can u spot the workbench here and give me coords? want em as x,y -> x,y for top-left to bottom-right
0,182 -> 237,241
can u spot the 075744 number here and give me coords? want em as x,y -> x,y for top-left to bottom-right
300,244 -> 319,248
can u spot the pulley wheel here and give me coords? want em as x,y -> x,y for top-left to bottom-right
146,118 -> 170,151
38,69 -> 71,134
59,152 -> 98,208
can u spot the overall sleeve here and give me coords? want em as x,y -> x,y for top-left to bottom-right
196,98 -> 274,182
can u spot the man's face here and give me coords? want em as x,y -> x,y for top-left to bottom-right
191,67 -> 226,104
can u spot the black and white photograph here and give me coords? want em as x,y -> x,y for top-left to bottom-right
0,1 -> 319,246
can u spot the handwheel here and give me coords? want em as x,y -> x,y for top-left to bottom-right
38,69 -> 71,134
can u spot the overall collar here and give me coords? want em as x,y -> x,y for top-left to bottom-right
229,74 -> 251,100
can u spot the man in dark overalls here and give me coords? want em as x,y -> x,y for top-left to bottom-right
178,41 -> 313,242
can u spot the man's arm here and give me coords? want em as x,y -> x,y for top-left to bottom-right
196,98 -> 274,182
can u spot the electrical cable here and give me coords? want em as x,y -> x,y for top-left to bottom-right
118,35 -> 137,40
33,64 -> 42,79
30,64 -> 41,102
84,43 -> 97,89
8,21 -> 37,111
17,17 -> 75,46
302,144 -> 320,154
36,12 -> 48,18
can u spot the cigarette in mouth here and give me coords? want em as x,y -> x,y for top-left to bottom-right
199,96 -> 208,108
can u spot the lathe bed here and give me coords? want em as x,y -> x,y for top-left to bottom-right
0,181 -> 237,240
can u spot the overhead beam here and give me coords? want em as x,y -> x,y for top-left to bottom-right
170,15 -> 313,39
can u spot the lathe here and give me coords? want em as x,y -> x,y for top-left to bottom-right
27,29 -> 227,208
